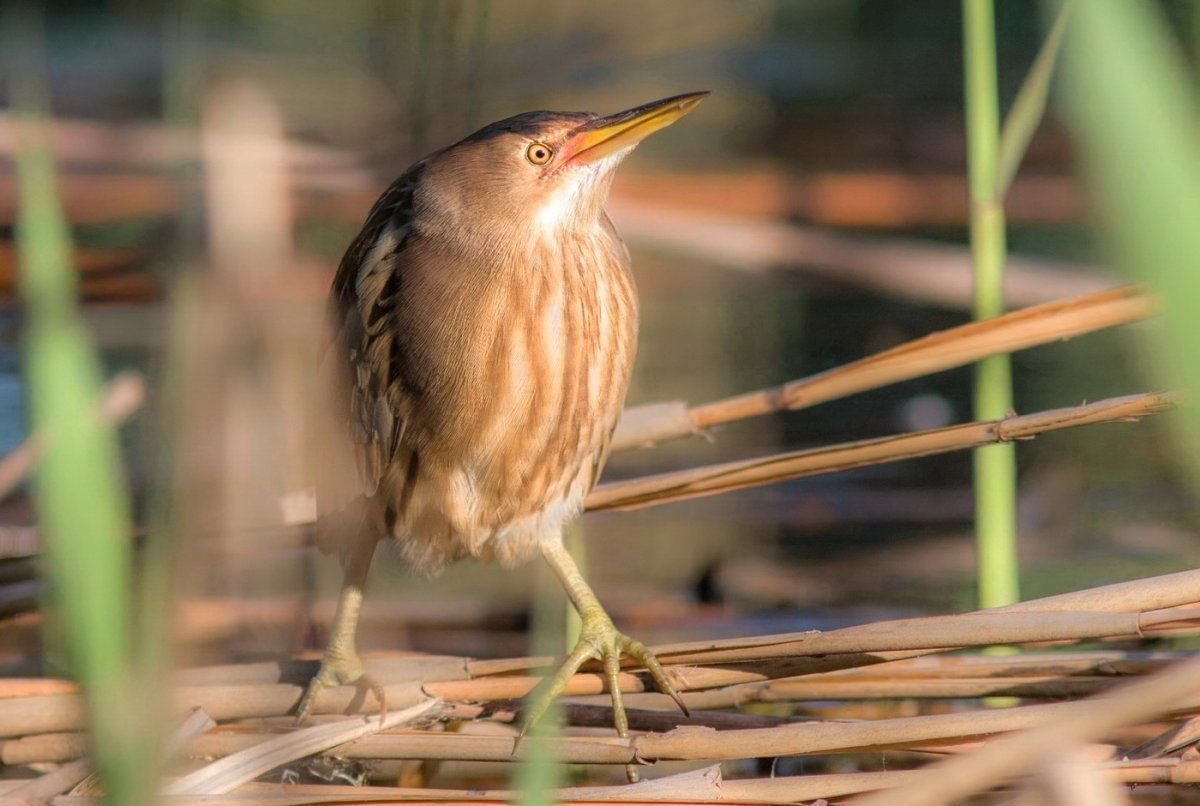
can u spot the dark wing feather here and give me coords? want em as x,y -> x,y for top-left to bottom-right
318,162 -> 426,541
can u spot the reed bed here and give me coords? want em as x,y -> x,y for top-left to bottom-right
3,569 -> 1200,800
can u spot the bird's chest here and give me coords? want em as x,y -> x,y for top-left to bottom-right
389,228 -> 637,564
534,234 -> 637,432
410,230 -> 637,480
482,233 -> 636,473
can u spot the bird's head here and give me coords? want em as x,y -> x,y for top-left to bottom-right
417,92 -> 707,246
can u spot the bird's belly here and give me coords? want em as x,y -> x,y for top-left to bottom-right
389,249 -> 637,573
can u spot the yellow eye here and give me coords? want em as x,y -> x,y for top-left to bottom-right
526,142 -> 553,165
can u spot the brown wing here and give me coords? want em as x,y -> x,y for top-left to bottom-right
317,162 -> 426,545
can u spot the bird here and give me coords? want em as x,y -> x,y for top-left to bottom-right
300,92 -> 708,753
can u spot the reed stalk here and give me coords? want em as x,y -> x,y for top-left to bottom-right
153,691 -> 1200,766
855,638 -> 1200,805
8,566 -> 1200,743
964,0 -> 1019,610
2,6 -> 154,803
591,392 -> 1170,512
615,285 -> 1151,451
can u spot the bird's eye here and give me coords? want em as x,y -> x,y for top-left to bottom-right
526,142 -> 554,165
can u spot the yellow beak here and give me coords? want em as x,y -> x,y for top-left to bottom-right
560,91 -> 709,167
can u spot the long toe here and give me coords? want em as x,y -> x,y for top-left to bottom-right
518,606 -> 686,782
621,636 -> 689,717
520,610 -> 685,741
602,648 -> 644,783
518,640 -> 596,741
296,654 -> 386,723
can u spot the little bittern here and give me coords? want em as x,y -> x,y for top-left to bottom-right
302,92 -> 707,752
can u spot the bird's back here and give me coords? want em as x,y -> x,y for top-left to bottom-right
320,165 -> 637,574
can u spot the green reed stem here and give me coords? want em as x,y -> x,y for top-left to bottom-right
1061,0 -> 1200,481
4,6 -> 152,803
964,0 -> 1020,609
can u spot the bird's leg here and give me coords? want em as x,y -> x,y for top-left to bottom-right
296,530 -> 386,722
521,539 -> 688,781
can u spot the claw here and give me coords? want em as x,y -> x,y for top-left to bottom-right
517,607 -> 683,782
295,678 -> 323,723
295,656 -> 386,723
364,676 -> 388,723
622,636 -> 689,718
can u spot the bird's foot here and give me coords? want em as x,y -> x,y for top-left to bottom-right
519,607 -> 687,783
295,647 -> 386,723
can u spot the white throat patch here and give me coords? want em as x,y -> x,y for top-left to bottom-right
533,149 -> 630,235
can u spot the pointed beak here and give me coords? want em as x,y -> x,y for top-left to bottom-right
559,91 -> 709,167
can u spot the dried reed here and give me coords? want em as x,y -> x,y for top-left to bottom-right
612,285 -> 1152,451
590,392 -> 1171,511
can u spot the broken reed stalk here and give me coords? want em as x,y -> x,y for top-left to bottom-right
853,650 -> 1200,805
4,759 -> 1198,803
0,608 -> 1178,740
0,663 -> 1176,766
589,391 -> 1171,511
165,699 -> 440,796
635,658 -> 1184,713
5,758 -> 92,799
650,569 -> 1200,707
59,707 -> 218,799
611,285 -> 1152,451
639,606 -> 1190,666
703,675 -> 1118,703
7,652 -> 1183,756
212,759 -> 1200,802
6,568 -> 1200,755
667,650 -> 1187,709
152,691 -> 1200,766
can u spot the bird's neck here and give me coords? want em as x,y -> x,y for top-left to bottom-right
424,204 -> 615,272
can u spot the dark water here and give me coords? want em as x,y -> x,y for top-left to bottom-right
0,351 -> 22,456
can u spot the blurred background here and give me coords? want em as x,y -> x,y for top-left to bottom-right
0,0 -> 1194,718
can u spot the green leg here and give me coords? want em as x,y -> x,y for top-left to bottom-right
523,538 -> 688,782
295,530 -> 386,721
